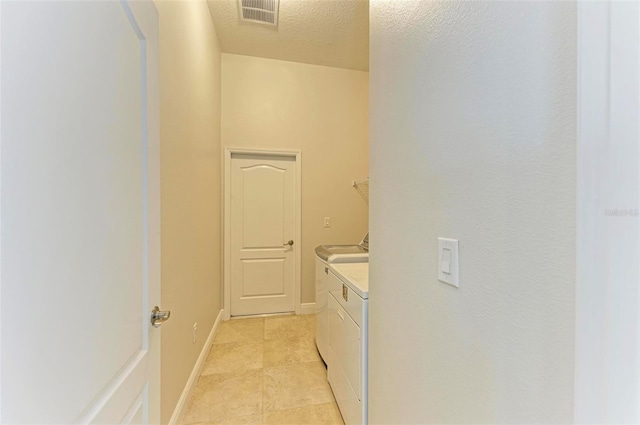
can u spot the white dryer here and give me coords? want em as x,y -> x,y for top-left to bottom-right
327,262 -> 369,425
315,233 -> 368,364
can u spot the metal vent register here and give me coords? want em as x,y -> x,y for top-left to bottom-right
239,0 -> 279,26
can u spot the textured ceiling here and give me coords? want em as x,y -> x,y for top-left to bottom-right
206,0 -> 369,71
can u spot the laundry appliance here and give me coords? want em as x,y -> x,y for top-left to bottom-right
315,233 -> 368,364
327,262 -> 369,425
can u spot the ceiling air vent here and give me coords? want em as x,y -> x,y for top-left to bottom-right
239,0 -> 279,26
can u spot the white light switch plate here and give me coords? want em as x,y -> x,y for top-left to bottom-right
438,238 -> 459,288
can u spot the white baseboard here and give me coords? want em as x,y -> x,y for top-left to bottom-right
168,309 -> 224,425
299,302 -> 316,315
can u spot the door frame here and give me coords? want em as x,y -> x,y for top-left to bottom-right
575,1 -> 640,422
223,147 -> 302,320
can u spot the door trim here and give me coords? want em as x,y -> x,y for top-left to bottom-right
223,147 -> 302,320
575,2 -> 640,422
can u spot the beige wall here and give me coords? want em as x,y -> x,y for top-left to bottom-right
221,53 -> 369,304
156,1 -> 222,423
369,1 -> 576,424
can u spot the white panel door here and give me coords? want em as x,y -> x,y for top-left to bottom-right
230,154 -> 297,316
0,1 -> 161,423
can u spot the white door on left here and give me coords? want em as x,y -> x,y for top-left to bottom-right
0,1 -> 161,423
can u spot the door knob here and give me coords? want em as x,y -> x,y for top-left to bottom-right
283,240 -> 294,246
150,306 -> 171,328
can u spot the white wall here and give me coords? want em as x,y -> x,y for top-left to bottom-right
369,1 -> 576,423
221,54 -> 369,304
155,1 -> 222,423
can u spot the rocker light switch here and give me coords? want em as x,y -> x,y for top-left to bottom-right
442,248 -> 452,274
438,238 -> 459,288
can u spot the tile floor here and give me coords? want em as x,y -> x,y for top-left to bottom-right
182,314 -> 345,425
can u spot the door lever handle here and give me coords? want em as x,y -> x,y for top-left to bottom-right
283,240 -> 294,246
150,306 -> 171,328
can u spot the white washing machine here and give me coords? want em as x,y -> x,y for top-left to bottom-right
315,233 -> 368,365
327,262 -> 369,425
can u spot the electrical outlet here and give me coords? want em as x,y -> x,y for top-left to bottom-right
192,322 -> 198,344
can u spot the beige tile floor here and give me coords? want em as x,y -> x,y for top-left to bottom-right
182,314 -> 345,425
